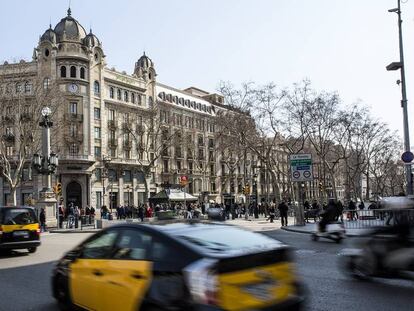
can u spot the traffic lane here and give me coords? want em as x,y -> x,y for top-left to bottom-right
264,229 -> 414,311
0,261 -> 58,311
0,233 -> 91,311
0,232 -> 92,269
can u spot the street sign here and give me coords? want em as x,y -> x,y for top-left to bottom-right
401,151 -> 414,163
290,154 -> 313,182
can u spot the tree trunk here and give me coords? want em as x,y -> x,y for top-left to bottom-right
365,170 -> 370,201
10,186 -> 17,206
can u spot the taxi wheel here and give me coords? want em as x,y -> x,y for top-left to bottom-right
28,247 -> 37,253
54,275 -> 72,309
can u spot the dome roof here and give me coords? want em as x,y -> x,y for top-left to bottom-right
40,25 -> 57,44
84,29 -> 100,47
54,8 -> 87,41
137,52 -> 154,69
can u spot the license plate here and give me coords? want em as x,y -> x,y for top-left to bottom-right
13,231 -> 29,238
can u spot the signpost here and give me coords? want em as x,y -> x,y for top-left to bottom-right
290,154 -> 313,182
290,154 -> 313,226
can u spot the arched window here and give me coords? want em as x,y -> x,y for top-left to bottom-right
80,67 -> 85,79
70,66 -> 76,78
94,81 -> 100,95
109,87 -> 114,99
43,77 -> 50,90
117,89 -> 121,100
124,91 -> 129,102
60,66 -> 66,78
24,81 -> 32,93
131,93 -> 135,103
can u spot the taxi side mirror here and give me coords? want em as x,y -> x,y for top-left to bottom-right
65,249 -> 82,262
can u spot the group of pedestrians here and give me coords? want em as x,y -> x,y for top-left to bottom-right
57,203 -> 95,229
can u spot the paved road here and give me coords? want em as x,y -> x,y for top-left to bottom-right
263,230 -> 414,311
0,230 -> 413,311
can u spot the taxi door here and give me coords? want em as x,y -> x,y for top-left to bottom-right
101,228 -> 153,311
69,230 -> 118,311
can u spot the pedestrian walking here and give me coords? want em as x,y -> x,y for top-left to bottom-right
278,200 -> 288,226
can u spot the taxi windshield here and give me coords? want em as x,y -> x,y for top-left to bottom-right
1,208 -> 37,225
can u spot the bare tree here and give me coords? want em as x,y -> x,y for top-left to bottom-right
0,61 -> 64,205
124,101 -> 181,201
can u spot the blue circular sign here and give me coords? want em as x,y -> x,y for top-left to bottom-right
401,151 -> 414,163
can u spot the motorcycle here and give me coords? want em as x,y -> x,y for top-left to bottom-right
311,222 -> 345,243
340,225 -> 414,281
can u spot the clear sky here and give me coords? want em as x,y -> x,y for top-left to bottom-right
1,0 -> 414,142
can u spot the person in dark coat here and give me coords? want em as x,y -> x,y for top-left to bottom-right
40,208 -> 46,232
278,201 -> 289,226
348,199 -> 357,220
138,205 -> 144,222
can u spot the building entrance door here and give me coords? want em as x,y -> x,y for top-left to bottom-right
66,181 -> 82,208
109,192 -> 118,211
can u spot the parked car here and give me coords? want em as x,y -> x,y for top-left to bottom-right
207,206 -> 225,221
0,206 -> 41,254
52,221 -> 305,310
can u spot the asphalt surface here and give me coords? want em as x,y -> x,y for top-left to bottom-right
0,230 -> 413,311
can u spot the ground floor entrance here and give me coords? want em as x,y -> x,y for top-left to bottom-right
66,181 -> 82,208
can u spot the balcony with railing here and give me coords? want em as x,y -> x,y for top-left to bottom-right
3,134 -> 15,143
108,138 -> 118,147
2,116 -> 15,123
64,113 -> 83,122
123,140 -> 132,149
20,113 -> 33,122
108,119 -> 117,129
64,132 -> 84,143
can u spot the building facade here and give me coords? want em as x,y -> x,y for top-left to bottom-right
0,9 -> 262,209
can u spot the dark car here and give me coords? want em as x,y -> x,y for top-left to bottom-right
207,207 -> 225,221
0,206 -> 41,253
52,220 -> 304,310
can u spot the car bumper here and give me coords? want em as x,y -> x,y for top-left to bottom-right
0,240 -> 41,249
193,296 -> 305,311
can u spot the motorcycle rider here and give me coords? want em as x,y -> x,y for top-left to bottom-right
318,198 -> 337,232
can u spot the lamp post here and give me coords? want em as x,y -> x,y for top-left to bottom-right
101,155 -> 111,209
32,107 -> 58,226
387,0 -> 413,195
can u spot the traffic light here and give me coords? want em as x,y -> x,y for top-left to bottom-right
57,182 -> 62,195
244,185 -> 250,195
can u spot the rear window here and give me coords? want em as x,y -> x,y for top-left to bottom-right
175,225 -> 282,252
1,208 -> 37,225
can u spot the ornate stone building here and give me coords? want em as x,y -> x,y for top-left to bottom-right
0,9 -> 258,209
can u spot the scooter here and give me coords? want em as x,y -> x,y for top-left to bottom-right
340,226 -> 414,280
311,221 -> 345,243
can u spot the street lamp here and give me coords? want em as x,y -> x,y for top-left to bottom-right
32,106 -> 58,190
101,155 -> 111,209
32,106 -> 58,226
387,0 -> 413,195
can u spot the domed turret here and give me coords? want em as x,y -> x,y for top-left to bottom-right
134,52 -> 156,81
40,25 -> 57,44
136,52 -> 154,69
84,29 -> 101,47
54,8 -> 87,42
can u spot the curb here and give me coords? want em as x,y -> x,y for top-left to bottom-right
49,229 -> 98,233
281,226 -> 363,237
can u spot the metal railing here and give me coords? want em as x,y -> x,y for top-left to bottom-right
341,209 -> 414,229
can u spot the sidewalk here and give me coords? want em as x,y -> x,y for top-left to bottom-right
282,222 -> 373,237
49,216 -> 295,233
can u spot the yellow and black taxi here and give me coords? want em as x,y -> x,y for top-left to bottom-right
0,206 -> 41,253
52,221 -> 305,310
